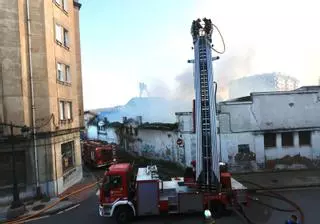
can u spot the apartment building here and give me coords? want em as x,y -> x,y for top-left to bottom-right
0,0 -> 84,201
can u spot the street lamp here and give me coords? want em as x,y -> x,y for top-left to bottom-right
1,122 -> 30,209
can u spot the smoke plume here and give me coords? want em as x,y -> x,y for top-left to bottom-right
171,48 -> 256,102
147,78 -> 172,99
173,69 -> 195,101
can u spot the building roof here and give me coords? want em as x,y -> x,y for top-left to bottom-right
220,85 -> 320,104
84,110 -> 97,116
175,112 -> 192,116
229,73 -> 300,85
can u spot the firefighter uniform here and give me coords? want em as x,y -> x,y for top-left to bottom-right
285,215 -> 300,224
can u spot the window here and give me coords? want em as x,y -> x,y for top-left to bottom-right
57,62 -> 64,81
55,0 -> 62,6
59,101 -> 65,120
109,175 -> 122,189
65,65 -> 71,82
282,132 -> 294,147
57,63 -> 71,83
238,144 -> 250,153
55,0 -> 68,12
61,141 -> 75,173
264,133 -> 276,148
63,29 -> 69,47
59,101 -> 72,121
55,24 -> 63,43
65,102 -> 72,119
55,24 -> 69,48
63,0 -> 68,11
299,131 -> 311,146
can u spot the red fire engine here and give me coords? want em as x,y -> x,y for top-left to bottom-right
82,140 -> 117,168
99,162 -> 247,223
98,19 -> 248,223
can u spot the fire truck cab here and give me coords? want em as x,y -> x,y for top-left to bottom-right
82,141 -> 116,168
99,163 -> 247,224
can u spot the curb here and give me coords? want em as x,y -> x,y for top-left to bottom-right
246,184 -> 320,192
1,203 -> 78,224
232,168 -> 320,175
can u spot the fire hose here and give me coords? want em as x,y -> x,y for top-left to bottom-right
234,180 -> 305,224
4,180 -> 101,224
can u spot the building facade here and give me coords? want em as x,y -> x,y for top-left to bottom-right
175,112 -> 196,166
228,73 -> 300,100
218,86 -> 320,172
0,0 -> 84,202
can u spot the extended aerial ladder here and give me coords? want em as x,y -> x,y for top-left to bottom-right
189,18 -> 221,188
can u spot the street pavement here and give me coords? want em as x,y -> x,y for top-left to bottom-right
29,188 -> 320,224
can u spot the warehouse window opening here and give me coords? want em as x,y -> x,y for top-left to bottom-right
264,133 -> 276,148
61,141 -> 75,173
299,131 -> 311,146
282,132 -> 294,147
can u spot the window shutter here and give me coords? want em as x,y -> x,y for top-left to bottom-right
63,0 -> 68,11
59,101 -> 65,120
55,0 -> 62,5
66,65 -> 71,82
55,24 -> 62,43
66,102 -> 72,119
64,29 -> 69,47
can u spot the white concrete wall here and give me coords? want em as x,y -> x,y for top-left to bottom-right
130,129 -> 182,163
218,90 -> 320,170
175,112 -> 196,166
176,112 -> 193,133
219,90 -> 320,133
253,92 -> 320,130
87,125 -> 118,143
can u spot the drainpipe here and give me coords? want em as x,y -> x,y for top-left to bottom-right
53,139 -> 58,195
26,0 -> 41,197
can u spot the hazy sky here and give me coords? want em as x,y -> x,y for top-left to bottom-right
80,0 -> 320,110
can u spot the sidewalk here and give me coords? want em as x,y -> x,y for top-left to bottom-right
0,167 -> 99,222
233,169 -> 320,190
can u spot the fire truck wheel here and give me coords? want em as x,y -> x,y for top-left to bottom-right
209,200 -> 225,219
113,206 -> 133,224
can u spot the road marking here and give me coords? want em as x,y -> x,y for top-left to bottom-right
56,204 -> 80,215
24,215 -> 50,223
64,203 -> 80,212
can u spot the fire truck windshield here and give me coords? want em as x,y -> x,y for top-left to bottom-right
103,175 -> 122,191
